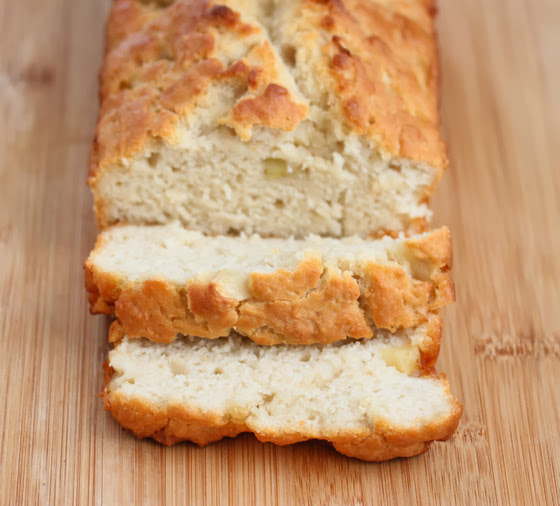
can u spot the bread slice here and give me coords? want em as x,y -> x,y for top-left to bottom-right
85,224 -> 454,346
89,0 -> 447,238
103,328 -> 462,461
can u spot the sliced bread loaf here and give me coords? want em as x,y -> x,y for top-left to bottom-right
103,328 -> 462,461
85,225 -> 454,345
89,0 -> 447,238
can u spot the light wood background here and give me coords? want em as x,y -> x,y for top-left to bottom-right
1,0 -> 559,504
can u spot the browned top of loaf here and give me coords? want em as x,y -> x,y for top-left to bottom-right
313,0 -> 446,168
90,0 -> 446,178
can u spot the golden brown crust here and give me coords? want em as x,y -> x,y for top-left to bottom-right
363,263 -> 433,330
417,312 -> 442,370
308,0 -> 447,169
224,83 -> 308,140
104,0 -> 157,52
102,369 -> 462,461
362,227 -> 454,331
89,0 -> 309,182
404,225 -> 455,308
114,280 -> 223,342
85,227 -> 455,346
89,0 -> 446,192
236,257 -> 373,345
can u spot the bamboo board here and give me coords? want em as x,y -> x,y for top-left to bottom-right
1,0 -> 559,504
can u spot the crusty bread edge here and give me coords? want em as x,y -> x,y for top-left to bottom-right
85,227 -> 454,347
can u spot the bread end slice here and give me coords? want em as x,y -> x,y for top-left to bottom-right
102,332 -> 462,461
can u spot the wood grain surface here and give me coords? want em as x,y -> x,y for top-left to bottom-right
1,0 -> 559,504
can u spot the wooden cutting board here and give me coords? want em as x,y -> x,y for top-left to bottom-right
1,0 -> 558,503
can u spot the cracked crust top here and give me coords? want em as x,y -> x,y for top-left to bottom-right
89,0 -> 446,180
289,0 -> 446,168
90,0 -> 308,178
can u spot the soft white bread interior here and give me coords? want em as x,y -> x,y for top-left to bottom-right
103,329 -> 462,461
86,224 -> 454,345
89,0 -> 447,237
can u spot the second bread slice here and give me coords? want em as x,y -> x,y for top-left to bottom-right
86,224 -> 454,345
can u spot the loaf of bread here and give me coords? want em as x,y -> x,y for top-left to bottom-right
89,0 -> 447,238
88,0 -> 462,461
85,224 -> 454,345
103,328 -> 462,461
